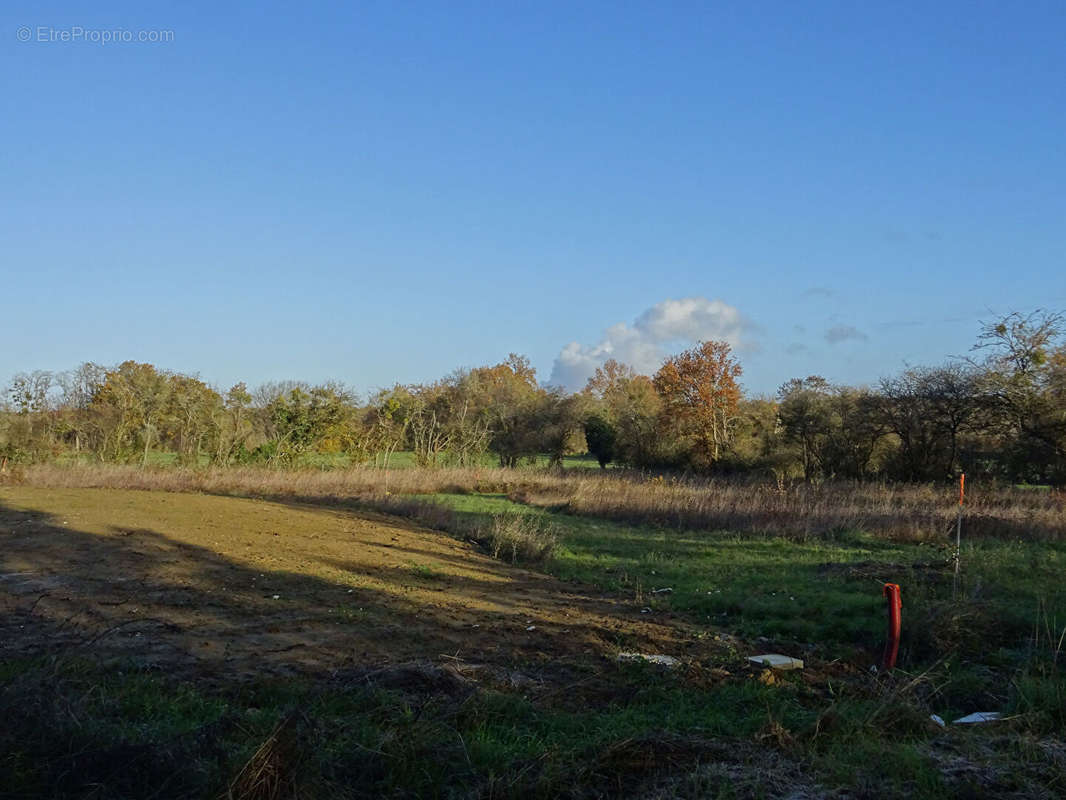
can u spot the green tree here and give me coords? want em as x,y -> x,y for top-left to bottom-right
364,387 -> 413,470
264,383 -> 353,464
92,361 -> 173,465
213,383 -> 253,465
4,371 -> 56,462
536,389 -> 584,467
167,374 -> 223,465
583,413 -> 617,468
777,376 -> 833,481
470,354 -> 542,468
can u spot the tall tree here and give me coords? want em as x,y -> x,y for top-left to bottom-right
4,371 -> 56,461
610,375 -> 664,467
877,365 -> 982,481
167,374 -> 223,465
653,341 -> 742,464
57,363 -> 106,453
777,376 -> 833,481
583,359 -> 637,400
972,310 -> 1066,477
92,362 -> 173,465
536,389 -> 584,467
471,354 -> 542,468
213,383 -> 253,465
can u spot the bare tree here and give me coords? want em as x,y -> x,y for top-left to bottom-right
971,310 -> 1066,476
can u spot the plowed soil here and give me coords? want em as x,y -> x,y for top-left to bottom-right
0,488 -> 729,681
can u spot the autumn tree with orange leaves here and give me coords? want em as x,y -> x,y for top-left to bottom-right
653,340 -> 742,464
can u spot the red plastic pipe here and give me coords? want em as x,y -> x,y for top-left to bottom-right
882,583 -> 902,671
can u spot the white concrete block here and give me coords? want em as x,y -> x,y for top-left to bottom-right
747,653 -> 804,670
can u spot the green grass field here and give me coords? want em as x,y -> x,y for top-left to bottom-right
429,492 -> 1066,715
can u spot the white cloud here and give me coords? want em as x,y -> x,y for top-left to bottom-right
549,297 -> 754,390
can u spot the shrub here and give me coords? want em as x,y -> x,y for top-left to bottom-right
583,414 -> 617,468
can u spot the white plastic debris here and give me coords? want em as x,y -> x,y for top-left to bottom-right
640,607 -> 652,613
953,712 -> 1002,725
617,652 -> 681,667
747,654 -> 804,671
272,594 -> 280,600
525,625 -> 536,631
651,587 -> 673,594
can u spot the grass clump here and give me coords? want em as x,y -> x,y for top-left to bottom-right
370,496 -> 557,565
486,511 -> 558,564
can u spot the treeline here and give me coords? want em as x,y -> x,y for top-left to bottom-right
2,311 -> 1064,484
0,355 -> 582,470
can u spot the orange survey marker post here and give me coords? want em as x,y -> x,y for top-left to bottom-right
954,473 -> 965,598
882,583 -> 902,671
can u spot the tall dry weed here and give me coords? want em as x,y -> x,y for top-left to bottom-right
15,463 -> 1066,542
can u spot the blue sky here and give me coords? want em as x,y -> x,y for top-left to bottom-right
3,1 -> 1064,397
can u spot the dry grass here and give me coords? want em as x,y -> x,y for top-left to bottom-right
366,495 -> 559,563
556,475 -> 1066,542
228,713 -> 300,800
16,462 -> 507,497
486,512 -> 558,563
14,462 -> 1066,542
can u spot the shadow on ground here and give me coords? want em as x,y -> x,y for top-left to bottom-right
0,488 -> 733,683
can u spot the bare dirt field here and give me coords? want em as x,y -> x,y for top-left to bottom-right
0,488 -> 729,683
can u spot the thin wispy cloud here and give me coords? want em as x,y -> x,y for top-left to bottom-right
803,287 -> 834,299
881,228 -> 944,244
549,297 -> 755,390
825,325 -> 868,345
876,313 -> 980,331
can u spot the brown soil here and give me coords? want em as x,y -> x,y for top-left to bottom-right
0,488 -> 733,682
